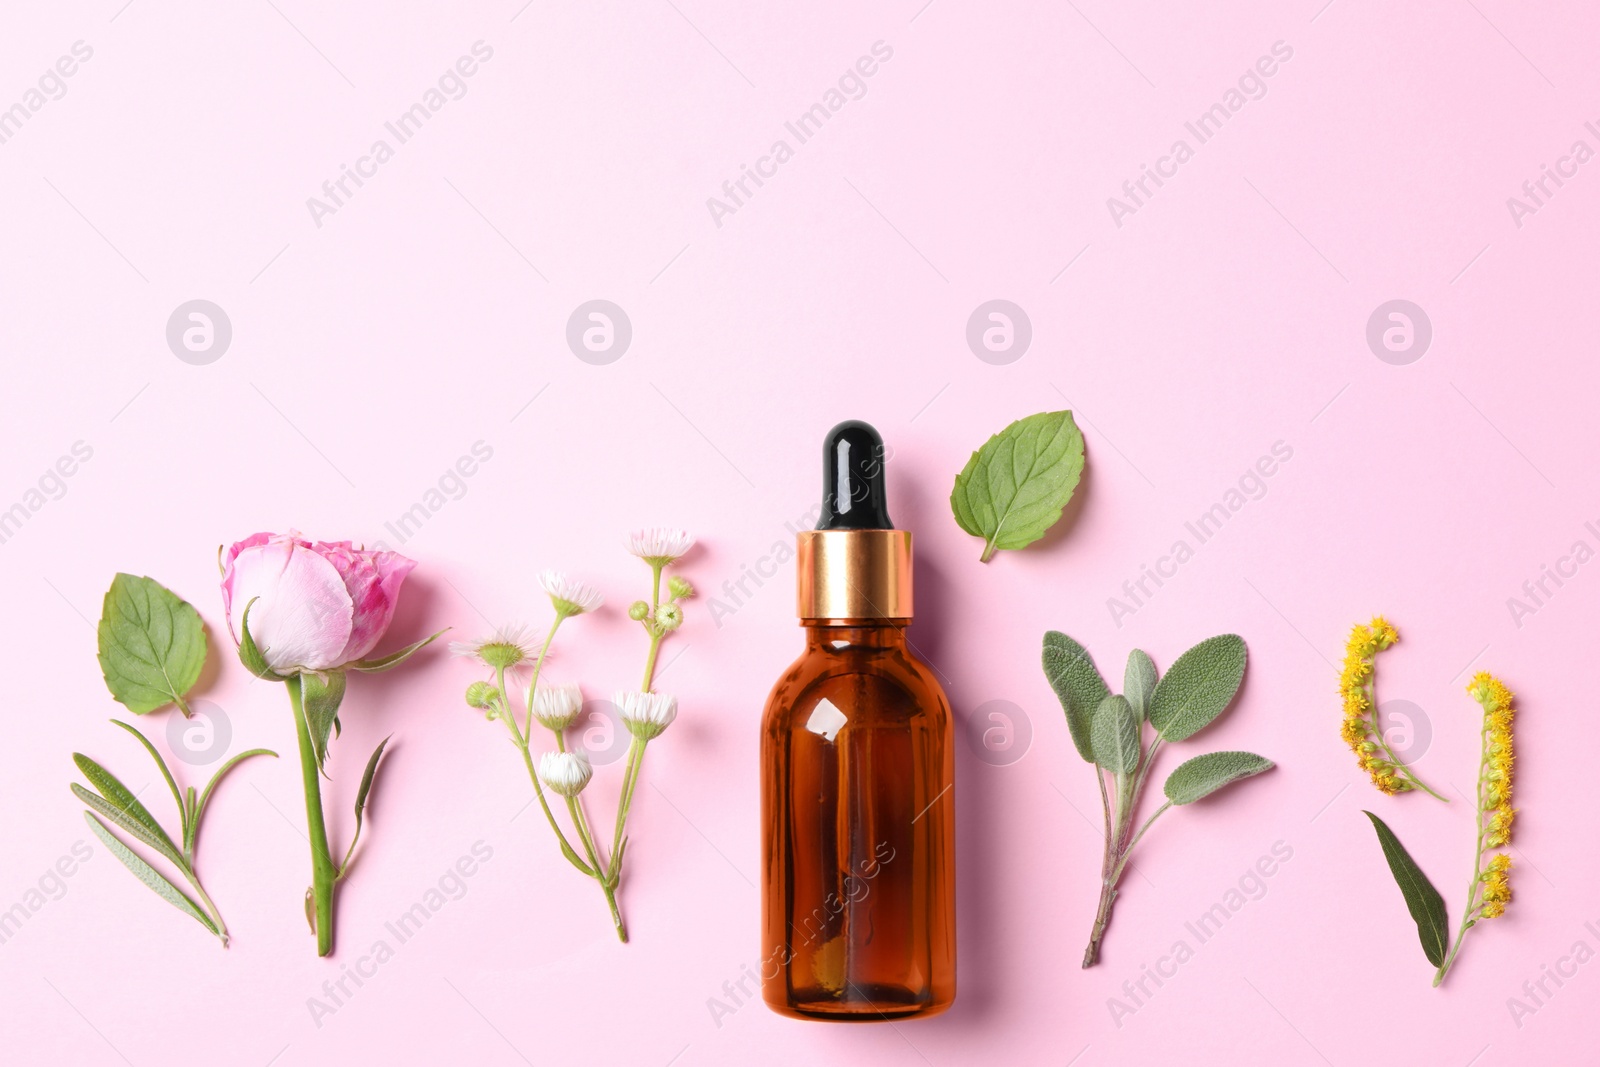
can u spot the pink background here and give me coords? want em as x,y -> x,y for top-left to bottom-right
2,1 -> 1596,1064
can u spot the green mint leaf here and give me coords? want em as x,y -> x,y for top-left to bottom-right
1162,751 -> 1275,805
349,628 -> 448,673
950,410 -> 1085,562
298,671 -> 348,770
82,812 -> 221,940
1148,634 -> 1247,742
1364,810 -> 1450,967
96,574 -> 207,716
1124,650 -> 1157,724
1042,631 -> 1110,763
1090,695 -> 1140,773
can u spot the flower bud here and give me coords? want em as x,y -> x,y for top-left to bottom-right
628,600 -> 651,621
616,690 -> 678,742
538,749 -> 593,797
531,682 -> 583,732
654,603 -> 684,632
465,681 -> 498,709
668,575 -> 694,599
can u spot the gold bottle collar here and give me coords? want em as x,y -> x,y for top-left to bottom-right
795,529 -> 912,620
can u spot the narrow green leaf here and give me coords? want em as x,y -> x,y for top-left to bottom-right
82,812 -> 220,938
72,753 -> 179,858
350,628 -> 448,673
1042,631 -> 1110,763
1148,634 -> 1248,742
237,598 -> 286,681
108,719 -> 184,830
300,671 -> 348,769
339,737 -> 389,878
1090,695 -> 1140,774
72,784 -> 186,872
96,573 -> 207,716
1124,649 -> 1157,724
192,749 -> 277,844
950,410 -> 1086,560
1364,810 -> 1450,967
1162,751 -> 1275,805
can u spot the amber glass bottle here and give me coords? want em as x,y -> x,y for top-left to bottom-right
760,421 -> 955,1020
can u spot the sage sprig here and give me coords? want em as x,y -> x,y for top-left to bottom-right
1043,631 -> 1274,967
78,575 -> 275,945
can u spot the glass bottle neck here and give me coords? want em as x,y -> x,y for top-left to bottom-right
801,621 -> 910,651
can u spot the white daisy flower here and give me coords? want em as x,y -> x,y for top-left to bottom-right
615,690 -> 678,742
538,749 -> 593,797
531,682 -> 584,732
540,570 -> 604,616
449,624 -> 540,671
625,528 -> 695,567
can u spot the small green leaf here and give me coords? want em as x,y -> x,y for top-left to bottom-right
1124,650 -> 1157,724
349,628 -> 448,673
96,574 -> 207,716
1148,634 -> 1247,742
108,719 -> 184,831
237,599 -> 286,681
1090,695 -> 1140,774
950,410 -> 1085,561
192,748 -> 277,851
299,671 -> 348,770
1364,811 -> 1450,967
72,753 -> 179,859
82,812 -> 220,939
339,737 -> 390,877
72,784 -> 186,872
1162,751 -> 1275,805
1042,632 -> 1110,763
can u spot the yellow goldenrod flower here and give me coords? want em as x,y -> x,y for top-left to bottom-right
1435,672 -> 1520,985
1339,617 -> 1445,800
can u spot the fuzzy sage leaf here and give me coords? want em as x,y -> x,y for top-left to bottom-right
1162,751 -> 1275,805
1124,649 -> 1157,724
1148,634 -> 1247,742
950,410 -> 1085,562
1364,810 -> 1450,967
97,574 -> 207,716
1042,632 -> 1110,763
1091,695 -> 1140,774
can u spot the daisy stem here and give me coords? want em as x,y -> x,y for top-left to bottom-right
641,562 -> 665,692
609,737 -> 646,872
495,662 -> 592,878
566,793 -> 627,942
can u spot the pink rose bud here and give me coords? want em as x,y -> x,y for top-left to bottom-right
221,532 -> 417,673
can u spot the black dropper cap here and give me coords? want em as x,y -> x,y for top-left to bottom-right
817,420 -> 893,530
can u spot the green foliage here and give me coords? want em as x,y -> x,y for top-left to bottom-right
1364,811 -> 1450,967
97,574 -> 206,716
950,410 -> 1085,562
